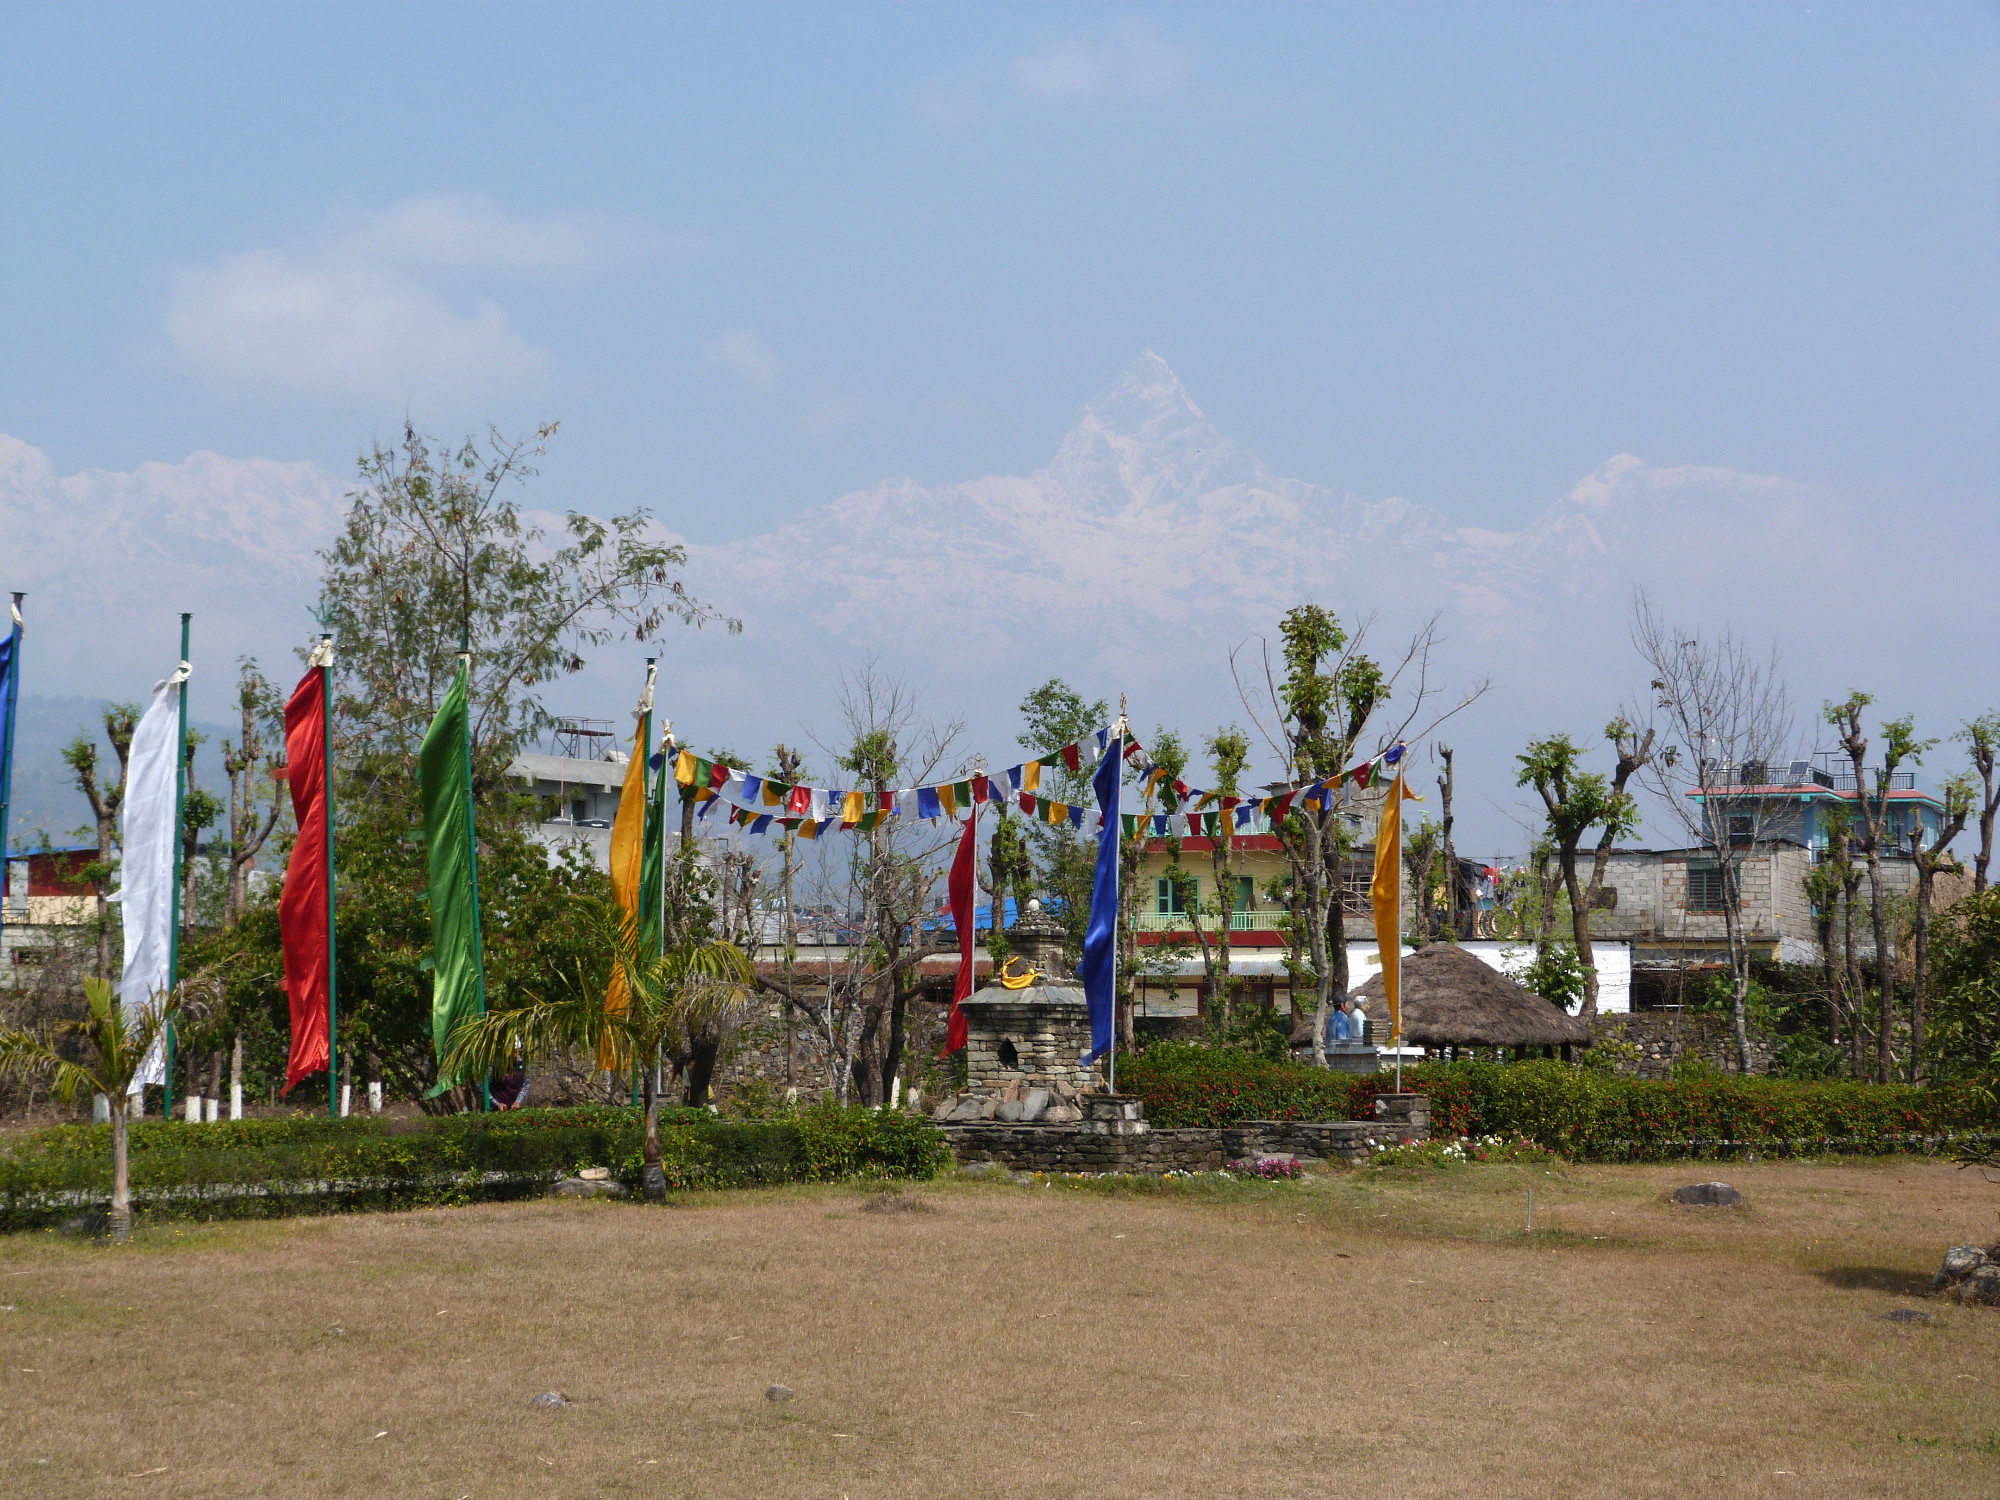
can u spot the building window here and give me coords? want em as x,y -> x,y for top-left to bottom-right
1686,862 -> 1730,912
1726,815 -> 1752,845
571,798 -> 588,823
1234,876 -> 1254,913
1155,876 -> 1195,915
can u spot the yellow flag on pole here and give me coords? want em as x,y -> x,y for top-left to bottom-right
1370,769 -> 1406,1043
601,668 -> 655,1070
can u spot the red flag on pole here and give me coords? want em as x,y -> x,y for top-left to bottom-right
943,812 -> 978,1053
278,667 -> 331,1094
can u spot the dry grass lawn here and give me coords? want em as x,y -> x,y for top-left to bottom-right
2,1156 -> 1998,1498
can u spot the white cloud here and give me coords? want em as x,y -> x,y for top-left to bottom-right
166,250 -> 550,400
164,193 -> 675,402
705,330 -> 784,391
1013,19 -> 1188,102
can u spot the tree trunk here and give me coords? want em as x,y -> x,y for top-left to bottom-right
880,973 -> 908,1107
109,1098 -> 132,1241
1842,886 -> 1865,1079
1303,813 -> 1330,1067
1560,844 -> 1598,1018
230,1031 -> 244,1120
1863,850 -> 1893,1084
1721,869 -> 1753,1075
1910,865 -> 1934,1085
685,1036 -> 719,1109
1814,913 -> 1839,1047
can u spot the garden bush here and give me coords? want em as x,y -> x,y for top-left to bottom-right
1119,1045 -> 1997,1160
0,1103 -> 950,1232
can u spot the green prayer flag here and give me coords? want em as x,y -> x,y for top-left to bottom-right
639,744 -> 669,957
420,666 -> 485,1097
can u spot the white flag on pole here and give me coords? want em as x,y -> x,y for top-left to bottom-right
107,670 -> 186,1092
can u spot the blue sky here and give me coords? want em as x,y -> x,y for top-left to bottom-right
6,3 -> 1994,528
3,3 -> 1998,851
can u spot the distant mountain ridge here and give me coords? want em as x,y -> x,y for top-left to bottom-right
694,351 -> 1822,670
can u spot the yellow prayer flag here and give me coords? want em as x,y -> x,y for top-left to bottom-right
1022,761 -> 1041,794
673,748 -> 696,787
602,715 -> 651,1071
841,790 -> 865,824
1369,771 -> 1405,1041
938,782 -> 957,818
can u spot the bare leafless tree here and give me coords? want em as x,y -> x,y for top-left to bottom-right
1628,592 -> 1795,1074
221,659 -> 287,928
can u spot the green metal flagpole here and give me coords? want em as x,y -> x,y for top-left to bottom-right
165,613 -> 190,1121
456,646 -> 490,1113
0,595 -> 22,954
321,632 -> 338,1119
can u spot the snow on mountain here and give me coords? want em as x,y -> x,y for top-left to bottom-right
0,434 -> 345,683
695,352 -> 1815,677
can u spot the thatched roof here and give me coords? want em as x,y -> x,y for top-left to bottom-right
1349,944 -> 1593,1048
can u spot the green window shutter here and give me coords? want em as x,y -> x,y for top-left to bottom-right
1235,876 -> 1254,912
1155,877 -> 1173,915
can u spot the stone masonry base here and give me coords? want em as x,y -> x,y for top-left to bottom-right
942,1108 -> 1429,1174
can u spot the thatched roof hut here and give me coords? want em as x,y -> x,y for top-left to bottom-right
1350,943 -> 1592,1050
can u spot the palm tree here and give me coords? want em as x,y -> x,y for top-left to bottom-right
0,977 -> 192,1241
444,900 -> 754,1199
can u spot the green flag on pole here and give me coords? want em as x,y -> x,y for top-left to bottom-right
639,742 -> 669,958
421,664 -> 486,1099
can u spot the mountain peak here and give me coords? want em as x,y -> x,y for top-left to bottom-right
1045,351 -> 1248,507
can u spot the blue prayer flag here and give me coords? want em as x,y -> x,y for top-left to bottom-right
1077,735 -> 1121,1064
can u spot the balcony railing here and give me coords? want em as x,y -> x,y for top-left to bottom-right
1133,910 -> 1266,934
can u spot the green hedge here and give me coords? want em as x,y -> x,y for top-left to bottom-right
0,1104 -> 950,1232
1120,1045 -> 1998,1160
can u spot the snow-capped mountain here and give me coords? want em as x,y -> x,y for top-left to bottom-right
694,351 -> 1824,674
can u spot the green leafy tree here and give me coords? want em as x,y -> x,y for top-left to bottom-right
1925,887 -> 2000,1086
445,904 -> 752,1198
294,421 -> 735,1111
1015,679 -> 1109,957
1515,726 -> 1645,1017
1265,605 -> 1385,1064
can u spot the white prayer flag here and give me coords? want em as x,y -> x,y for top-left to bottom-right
107,671 -> 184,1092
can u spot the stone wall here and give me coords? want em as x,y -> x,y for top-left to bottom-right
1590,1011 -> 1777,1079
942,1097 -> 1429,1174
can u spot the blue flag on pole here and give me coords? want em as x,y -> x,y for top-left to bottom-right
0,600 -> 19,871
1077,733 -> 1122,1064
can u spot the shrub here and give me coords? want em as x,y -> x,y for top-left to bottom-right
1118,1045 -> 1997,1161
0,1102 -> 950,1232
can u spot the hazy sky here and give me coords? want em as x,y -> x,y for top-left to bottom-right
3,3 -> 1997,852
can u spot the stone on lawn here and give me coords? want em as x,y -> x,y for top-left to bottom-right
1956,1265 -> 2000,1306
765,1384 -> 794,1403
1937,1245 -> 1988,1284
1670,1182 -> 1743,1207
530,1391 -> 570,1409
958,1160 -> 1000,1178
1882,1308 -> 1934,1325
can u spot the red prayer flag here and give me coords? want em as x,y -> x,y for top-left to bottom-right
943,813 -> 977,1053
1060,743 -> 1082,774
971,772 -> 990,804
278,668 -> 331,1094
